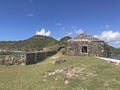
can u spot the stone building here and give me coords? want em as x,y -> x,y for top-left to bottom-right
67,33 -> 105,56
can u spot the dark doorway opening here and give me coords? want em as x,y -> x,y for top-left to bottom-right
82,46 -> 88,53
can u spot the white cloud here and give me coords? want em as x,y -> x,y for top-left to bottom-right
65,28 -> 84,36
71,26 -> 77,29
105,24 -> 110,28
36,28 -> 51,36
56,23 -> 62,26
96,31 -> 120,42
95,30 -> 120,48
65,31 -> 73,36
74,29 -> 84,35
25,13 -> 34,17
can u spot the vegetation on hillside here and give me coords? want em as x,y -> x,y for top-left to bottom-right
58,36 -> 72,54
0,35 -> 72,53
59,36 -> 71,46
0,35 -> 58,52
104,43 -> 120,57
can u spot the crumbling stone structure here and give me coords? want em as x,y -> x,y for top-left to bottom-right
67,33 -> 105,56
0,51 -> 56,65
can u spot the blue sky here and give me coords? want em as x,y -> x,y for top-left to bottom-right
0,0 -> 120,48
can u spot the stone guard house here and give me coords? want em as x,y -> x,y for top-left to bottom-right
67,33 -> 105,56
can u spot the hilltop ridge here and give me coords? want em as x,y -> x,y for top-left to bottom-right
0,35 -> 71,52
0,35 -> 58,51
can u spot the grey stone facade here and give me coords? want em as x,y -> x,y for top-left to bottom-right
67,33 -> 105,56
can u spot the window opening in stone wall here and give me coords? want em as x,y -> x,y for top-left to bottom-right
82,46 -> 88,53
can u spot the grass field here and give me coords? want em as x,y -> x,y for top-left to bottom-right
0,52 -> 120,90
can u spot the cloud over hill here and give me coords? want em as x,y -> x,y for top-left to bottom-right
94,30 -> 120,48
36,28 -> 51,36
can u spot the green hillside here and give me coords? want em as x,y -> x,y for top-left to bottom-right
59,36 -> 71,44
0,35 -> 72,52
103,43 -> 120,56
0,35 -> 58,51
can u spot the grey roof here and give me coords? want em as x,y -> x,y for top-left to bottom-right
68,33 -> 104,42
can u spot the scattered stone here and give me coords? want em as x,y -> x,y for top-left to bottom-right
64,79 -> 70,85
55,58 -> 67,65
43,64 -> 82,84
43,78 -> 47,82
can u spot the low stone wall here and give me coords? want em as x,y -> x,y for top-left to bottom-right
26,51 -> 57,65
0,51 -> 57,65
0,54 -> 26,65
0,55 -> 6,65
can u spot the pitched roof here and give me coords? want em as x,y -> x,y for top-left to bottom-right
68,33 -> 104,42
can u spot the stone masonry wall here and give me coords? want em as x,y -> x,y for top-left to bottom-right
25,51 -> 56,65
67,41 -> 105,56
0,54 -> 26,65
0,51 -> 57,65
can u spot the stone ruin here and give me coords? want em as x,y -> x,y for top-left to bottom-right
1,54 -> 26,65
43,64 -> 82,85
43,59 -> 98,85
0,51 -> 56,65
67,33 -> 105,56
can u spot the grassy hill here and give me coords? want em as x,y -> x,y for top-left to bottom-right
0,52 -> 120,90
59,36 -> 71,45
103,43 -> 120,56
0,35 -> 72,53
0,35 -> 58,52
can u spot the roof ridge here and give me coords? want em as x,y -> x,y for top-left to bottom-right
69,33 -> 104,42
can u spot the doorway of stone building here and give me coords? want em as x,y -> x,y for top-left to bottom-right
82,46 -> 88,53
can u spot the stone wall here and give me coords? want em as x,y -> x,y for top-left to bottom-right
26,51 -> 57,65
0,54 -> 26,65
0,55 -> 6,65
67,41 -> 105,56
0,51 -> 56,65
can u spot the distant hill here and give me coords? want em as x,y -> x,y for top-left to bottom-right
0,35 -> 72,52
59,36 -> 72,45
58,36 -> 72,49
57,36 -> 72,54
103,43 -> 120,56
0,35 -> 58,52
